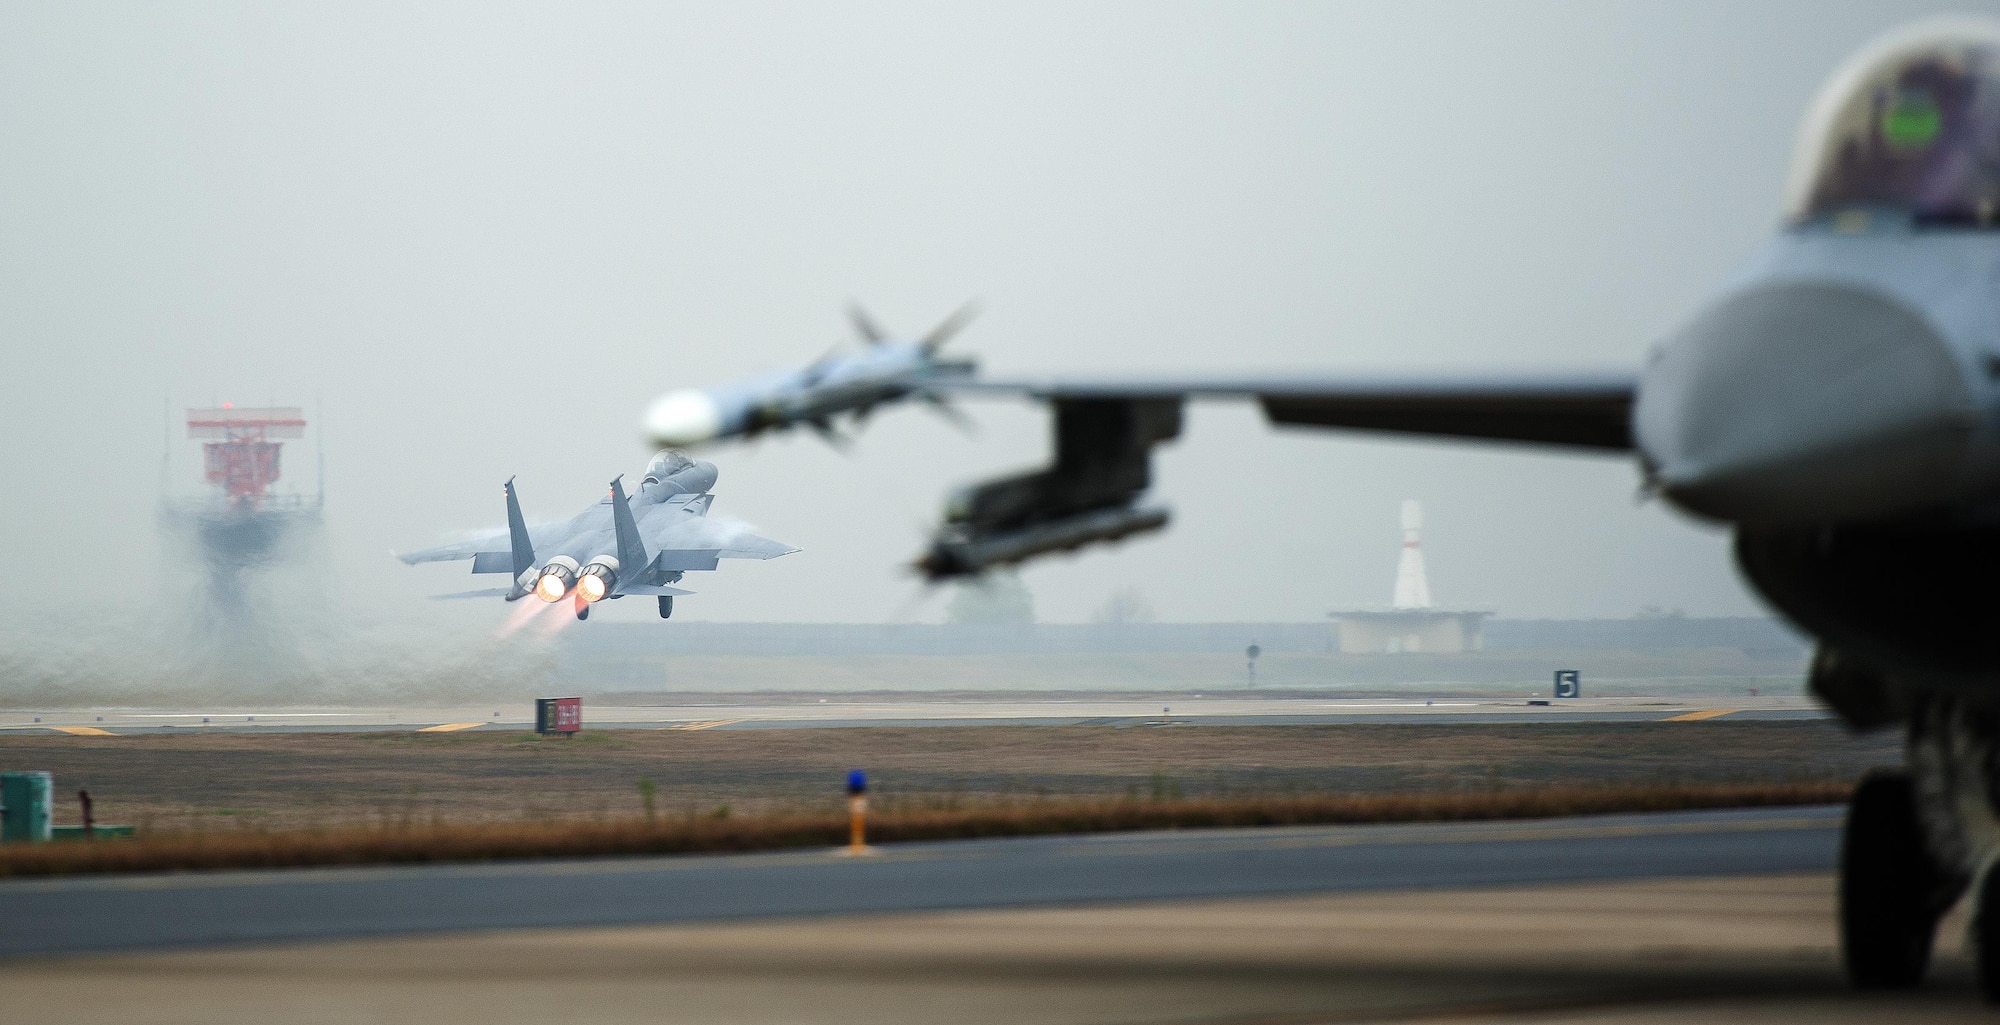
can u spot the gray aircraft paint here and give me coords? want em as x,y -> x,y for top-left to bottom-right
1635,220 -> 2000,523
399,451 -> 795,614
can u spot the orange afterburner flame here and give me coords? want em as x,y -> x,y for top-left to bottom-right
578,572 -> 607,603
535,572 -> 568,602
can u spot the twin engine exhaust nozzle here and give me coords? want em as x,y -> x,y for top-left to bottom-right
532,555 -> 620,603
576,556 -> 619,603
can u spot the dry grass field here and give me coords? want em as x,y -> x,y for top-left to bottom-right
0,720 -> 1894,833
0,783 -> 1848,877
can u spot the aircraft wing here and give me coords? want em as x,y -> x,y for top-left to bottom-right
642,507 -> 800,562
916,369 -> 1636,578
945,369 -> 1636,450
715,534 -> 800,560
397,522 -> 574,565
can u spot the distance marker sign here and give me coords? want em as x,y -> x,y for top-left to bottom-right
1553,670 -> 1581,699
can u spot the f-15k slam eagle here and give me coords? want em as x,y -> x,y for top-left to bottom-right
641,18 -> 2000,1001
399,451 -> 795,620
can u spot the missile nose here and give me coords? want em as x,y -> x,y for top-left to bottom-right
645,389 -> 724,446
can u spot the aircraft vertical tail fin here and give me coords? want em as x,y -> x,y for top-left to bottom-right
504,477 -> 535,579
609,477 -> 650,583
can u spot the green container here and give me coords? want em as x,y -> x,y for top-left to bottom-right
0,771 -> 53,843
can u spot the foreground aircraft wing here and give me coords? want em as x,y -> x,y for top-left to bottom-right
916,369 -> 1636,578
945,370 -> 1637,450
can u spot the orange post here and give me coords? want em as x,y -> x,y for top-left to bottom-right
845,769 -> 869,854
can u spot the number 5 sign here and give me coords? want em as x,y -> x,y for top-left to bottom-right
1553,670 -> 1581,699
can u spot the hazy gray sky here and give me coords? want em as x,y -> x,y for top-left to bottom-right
1,1 -> 1983,631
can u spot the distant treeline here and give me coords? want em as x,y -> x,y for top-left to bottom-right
560,617 -> 1806,658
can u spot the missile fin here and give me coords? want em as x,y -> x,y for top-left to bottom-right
848,303 -> 888,344
919,301 -> 979,354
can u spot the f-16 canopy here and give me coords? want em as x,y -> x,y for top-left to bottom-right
1789,18 -> 2000,225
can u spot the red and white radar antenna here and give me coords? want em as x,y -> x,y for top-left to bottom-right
186,405 -> 308,509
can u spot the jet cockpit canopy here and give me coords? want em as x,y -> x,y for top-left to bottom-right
1788,18 -> 2000,226
641,450 -> 694,487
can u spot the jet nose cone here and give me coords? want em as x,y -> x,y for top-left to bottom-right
1636,281 -> 1976,523
644,389 -> 724,446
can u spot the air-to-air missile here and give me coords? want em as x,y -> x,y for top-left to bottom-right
643,304 -> 978,447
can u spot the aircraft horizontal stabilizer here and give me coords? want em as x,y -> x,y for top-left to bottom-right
429,587 -> 514,600
469,551 -> 515,574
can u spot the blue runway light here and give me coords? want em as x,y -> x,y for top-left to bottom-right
847,770 -> 867,795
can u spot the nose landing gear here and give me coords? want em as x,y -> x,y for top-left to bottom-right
658,595 -> 674,619
1841,770 -> 1958,988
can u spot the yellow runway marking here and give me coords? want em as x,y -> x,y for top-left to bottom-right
1661,709 -> 1740,722
416,722 -> 486,733
666,719 -> 743,731
50,726 -> 116,736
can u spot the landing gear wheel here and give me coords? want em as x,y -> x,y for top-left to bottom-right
658,596 -> 673,619
1841,770 -> 1942,989
1979,872 -> 2000,1003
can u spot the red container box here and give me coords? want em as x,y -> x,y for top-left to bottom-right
535,697 -> 582,735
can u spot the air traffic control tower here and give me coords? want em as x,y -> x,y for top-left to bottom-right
1329,501 -> 1490,654
159,405 -> 323,612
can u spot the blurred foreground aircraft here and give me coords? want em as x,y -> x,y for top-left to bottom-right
398,452 -> 795,620
640,19 -> 2000,997
644,304 -> 978,448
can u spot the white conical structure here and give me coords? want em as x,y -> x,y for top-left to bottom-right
1391,499 -> 1432,609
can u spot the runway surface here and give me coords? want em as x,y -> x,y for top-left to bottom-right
0,695 -> 1828,735
0,805 -> 1840,959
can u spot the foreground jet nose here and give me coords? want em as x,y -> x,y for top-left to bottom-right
1635,280 -> 1977,524
645,389 -> 725,446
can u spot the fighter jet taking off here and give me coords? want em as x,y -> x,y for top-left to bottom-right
643,304 -> 979,447
398,451 -> 796,620
639,18 -> 2000,998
